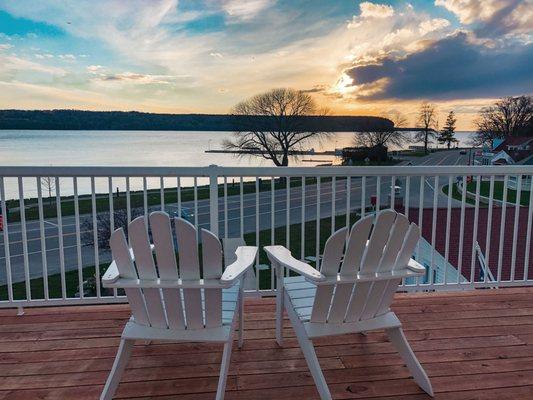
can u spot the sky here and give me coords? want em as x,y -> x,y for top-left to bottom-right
0,0 -> 531,130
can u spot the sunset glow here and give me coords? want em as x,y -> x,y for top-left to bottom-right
0,0 -> 531,129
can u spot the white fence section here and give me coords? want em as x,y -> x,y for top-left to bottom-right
0,165 -> 532,308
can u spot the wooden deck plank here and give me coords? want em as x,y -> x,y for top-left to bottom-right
0,288 -> 533,399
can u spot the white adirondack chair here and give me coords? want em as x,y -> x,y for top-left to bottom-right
100,212 -> 258,400
264,209 -> 434,399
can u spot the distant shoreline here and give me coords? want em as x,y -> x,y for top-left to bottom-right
0,109 -> 393,131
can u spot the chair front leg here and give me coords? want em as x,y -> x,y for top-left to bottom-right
275,262 -> 284,346
387,326 -> 434,396
101,338 -> 134,400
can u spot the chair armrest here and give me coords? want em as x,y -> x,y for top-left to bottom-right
102,244 -> 155,287
406,258 -> 426,274
102,261 -> 120,285
264,245 -> 325,282
220,246 -> 258,284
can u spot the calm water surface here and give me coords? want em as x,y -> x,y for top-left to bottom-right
0,130 -> 475,198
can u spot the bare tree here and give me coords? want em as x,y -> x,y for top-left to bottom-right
81,208 -> 144,250
223,88 -> 329,166
414,102 -> 438,154
353,111 -> 409,148
473,96 -> 533,147
40,177 -> 55,205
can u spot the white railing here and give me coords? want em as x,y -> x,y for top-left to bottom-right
0,165 -> 532,308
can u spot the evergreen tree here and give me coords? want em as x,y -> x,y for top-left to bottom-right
438,111 -> 458,149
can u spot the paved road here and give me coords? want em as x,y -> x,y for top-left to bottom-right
0,150 -> 469,285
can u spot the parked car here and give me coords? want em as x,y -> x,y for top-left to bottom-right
169,208 -> 194,221
459,149 -> 467,155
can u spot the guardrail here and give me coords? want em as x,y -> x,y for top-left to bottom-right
0,165 -> 532,309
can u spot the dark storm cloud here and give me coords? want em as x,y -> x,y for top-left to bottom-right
345,32 -> 533,100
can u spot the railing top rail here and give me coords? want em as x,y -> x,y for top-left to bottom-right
0,164 -> 532,177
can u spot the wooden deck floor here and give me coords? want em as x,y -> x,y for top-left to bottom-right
1,288 -> 533,399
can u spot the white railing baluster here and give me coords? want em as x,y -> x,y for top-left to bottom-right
160,177 -> 165,212
497,175 -> 509,283
361,176 -> 366,217
405,176 -> 410,220
346,175 -> 351,228
177,177 -> 182,217
457,175 -> 467,284
18,178 -> 31,300
255,178 -> 260,288
271,177 -> 275,246
470,175 -> 481,284
331,176 -> 336,233
444,175 -> 452,285
91,177 -> 101,298
143,177 -> 148,226
430,175 -> 438,286
524,175 -> 533,281
376,176 -> 381,213
510,175 -> 522,282
484,175 -> 495,284
301,176 -> 305,261
239,177 -> 244,238
36,178 -> 48,300
54,177 -> 66,299
0,178 -> 13,302
208,168 -> 218,236
316,176 -> 321,269
286,176 -> 290,249
126,177 -> 131,225
390,176 -> 396,210
107,177 -> 117,298
193,177 -> 198,228
417,175 -> 425,285
73,178 -> 83,299
108,177 -> 114,232
270,177 -> 275,290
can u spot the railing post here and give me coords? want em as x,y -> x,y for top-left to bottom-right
209,165 -> 219,236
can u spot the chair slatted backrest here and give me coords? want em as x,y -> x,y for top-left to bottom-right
309,210 -> 420,325
109,212 -> 223,330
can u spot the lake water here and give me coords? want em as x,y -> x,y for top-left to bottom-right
0,130 -> 475,199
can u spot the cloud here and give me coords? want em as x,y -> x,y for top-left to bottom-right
91,71 -> 188,85
220,0 -> 276,21
343,32 -> 533,100
435,0 -> 533,37
34,53 -> 54,59
209,52 -> 223,58
0,53 -> 66,76
359,2 -> 394,19
87,65 -> 104,73
0,43 -> 13,50
58,54 -> 76,60
419,18 -> 450,35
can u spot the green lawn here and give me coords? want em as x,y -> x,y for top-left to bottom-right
0,211 -> 361,300
466,180 -> 530,206
442,180 -> 530,207
442,183 -> 477,206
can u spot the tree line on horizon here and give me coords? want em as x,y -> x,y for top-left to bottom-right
0,108 -> 391,133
